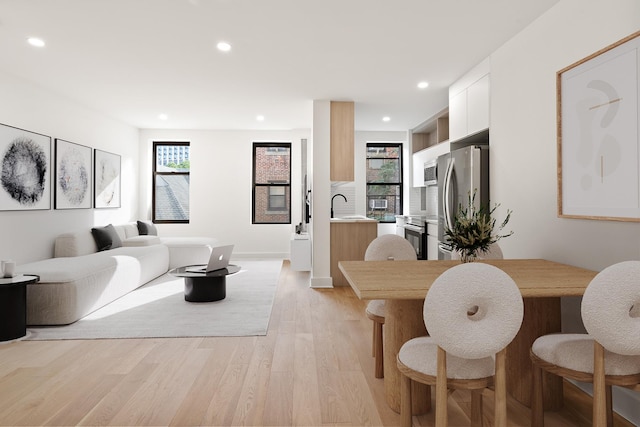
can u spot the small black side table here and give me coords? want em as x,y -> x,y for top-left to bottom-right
169,265 -> 241,302
0,274 -> 38,342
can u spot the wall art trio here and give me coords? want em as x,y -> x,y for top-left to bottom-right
0,123 -> 121,211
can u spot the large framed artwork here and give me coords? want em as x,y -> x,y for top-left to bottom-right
94,149 -> 121,208
558,31 -> 640,221
0,123 -> 51,211
55,139 -> 92,209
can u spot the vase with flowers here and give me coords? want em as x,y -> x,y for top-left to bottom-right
444,191 -> 513,262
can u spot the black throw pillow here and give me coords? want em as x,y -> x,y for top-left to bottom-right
137,220 -> 158,236
91,224 -> 123,251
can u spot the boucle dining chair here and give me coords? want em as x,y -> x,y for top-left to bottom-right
397,263 -> 524,427
364,234 -> 417,378
530,260 -> 640,427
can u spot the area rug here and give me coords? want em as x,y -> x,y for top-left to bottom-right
25,259 -> 283,340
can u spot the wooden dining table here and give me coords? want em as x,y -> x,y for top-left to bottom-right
338,258 -> 597,414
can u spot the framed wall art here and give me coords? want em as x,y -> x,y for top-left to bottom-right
94,149 -> 121,208
557,31 -> 640,221
0,123 -> 51,211
55,139 -> 92,209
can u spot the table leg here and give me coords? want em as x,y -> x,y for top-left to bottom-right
384,299 -> 431,414
506,297 -> 563,410
184,276 -> 226,302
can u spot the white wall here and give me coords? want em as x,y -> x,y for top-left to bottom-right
489,0 -> 640,422
139,128 -> 309,258
0,70 -> 139,264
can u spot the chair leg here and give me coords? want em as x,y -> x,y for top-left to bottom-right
374,321 -> 384,378
531,358 -> 544,427
470,389 -> 483,427
371,320 -> 376,357
606,385 -> 613,427
436,346 -> 448,427
494,348 -> 507,427
593,341 -> 607,427
400,373 -> 413,427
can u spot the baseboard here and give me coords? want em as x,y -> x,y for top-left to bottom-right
310,276 -> 333,288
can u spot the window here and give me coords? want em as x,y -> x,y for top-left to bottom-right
366,143 -> 402,222
253,142 -> 291,224
153,142 -> 190,223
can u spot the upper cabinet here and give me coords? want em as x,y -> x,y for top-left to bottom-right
411,108 -> 449,154
449,58 -> 490,141
330,101 -> 355,181
411,107 -> 450,187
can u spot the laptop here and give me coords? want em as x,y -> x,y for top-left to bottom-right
185,244 -> 234,273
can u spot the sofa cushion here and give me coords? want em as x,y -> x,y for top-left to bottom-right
123,235 -> 162,247
55,231 -> 98,257
137,220 -> 158,236
160,236 -> 219,269
121,223 -> 140,239
91,224 -> 123,251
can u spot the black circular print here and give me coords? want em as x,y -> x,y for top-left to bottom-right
1,137 -> 48,205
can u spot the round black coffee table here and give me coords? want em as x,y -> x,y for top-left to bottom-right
0,274 -> 39,341
169,265 -> 241,302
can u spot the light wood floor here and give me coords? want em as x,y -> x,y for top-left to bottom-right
0,260 -> 634,426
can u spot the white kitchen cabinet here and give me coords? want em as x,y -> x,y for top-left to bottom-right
411,141 -> 451,187
290,234 -> 311,271
412,149 -> 429,187
448,90 -> 467,142
467,74 -> 490,136
449,58 -> 490,141
427,223 -> 439,260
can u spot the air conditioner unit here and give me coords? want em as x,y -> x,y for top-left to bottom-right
369,199 -> 388,210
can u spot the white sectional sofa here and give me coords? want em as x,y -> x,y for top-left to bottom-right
16,221 -> 218,326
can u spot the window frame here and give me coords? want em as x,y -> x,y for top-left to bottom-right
252,142 -> 292,224
152,141 -> 190,224
366,142 -> 403,223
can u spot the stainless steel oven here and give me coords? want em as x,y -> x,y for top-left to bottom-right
403,216 -> 427,260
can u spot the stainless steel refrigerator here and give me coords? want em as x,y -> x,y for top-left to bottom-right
437,144 -> 489,259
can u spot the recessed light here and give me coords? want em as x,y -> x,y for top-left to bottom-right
158,114 -> 168,120
417,81 -> 429,89
382,116 -> 391,122
27,37 -> 45,47
216,41 -> 231,52
256,115 -> 265,121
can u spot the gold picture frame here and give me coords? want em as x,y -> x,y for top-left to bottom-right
557,31 -> 640,221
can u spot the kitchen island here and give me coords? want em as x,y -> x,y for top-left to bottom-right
330,216 -> 377,287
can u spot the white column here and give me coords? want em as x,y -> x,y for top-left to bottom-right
310,100 -> 333,288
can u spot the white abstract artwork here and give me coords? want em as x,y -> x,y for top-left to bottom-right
94,149 -> 121,208
55,139 -> 92,209
559,32 -> 640,221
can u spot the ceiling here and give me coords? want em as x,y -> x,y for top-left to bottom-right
0,0 -> 560,132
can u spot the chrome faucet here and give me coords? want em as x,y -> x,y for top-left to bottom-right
331,193 -> 347,218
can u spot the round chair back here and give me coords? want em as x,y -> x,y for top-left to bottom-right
423,262 -> 523,359
365,234 -> 417,261
581,260 -> 640,356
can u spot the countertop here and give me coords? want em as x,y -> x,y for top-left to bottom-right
330,215 -> 378,223
395,214 -> 438,224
